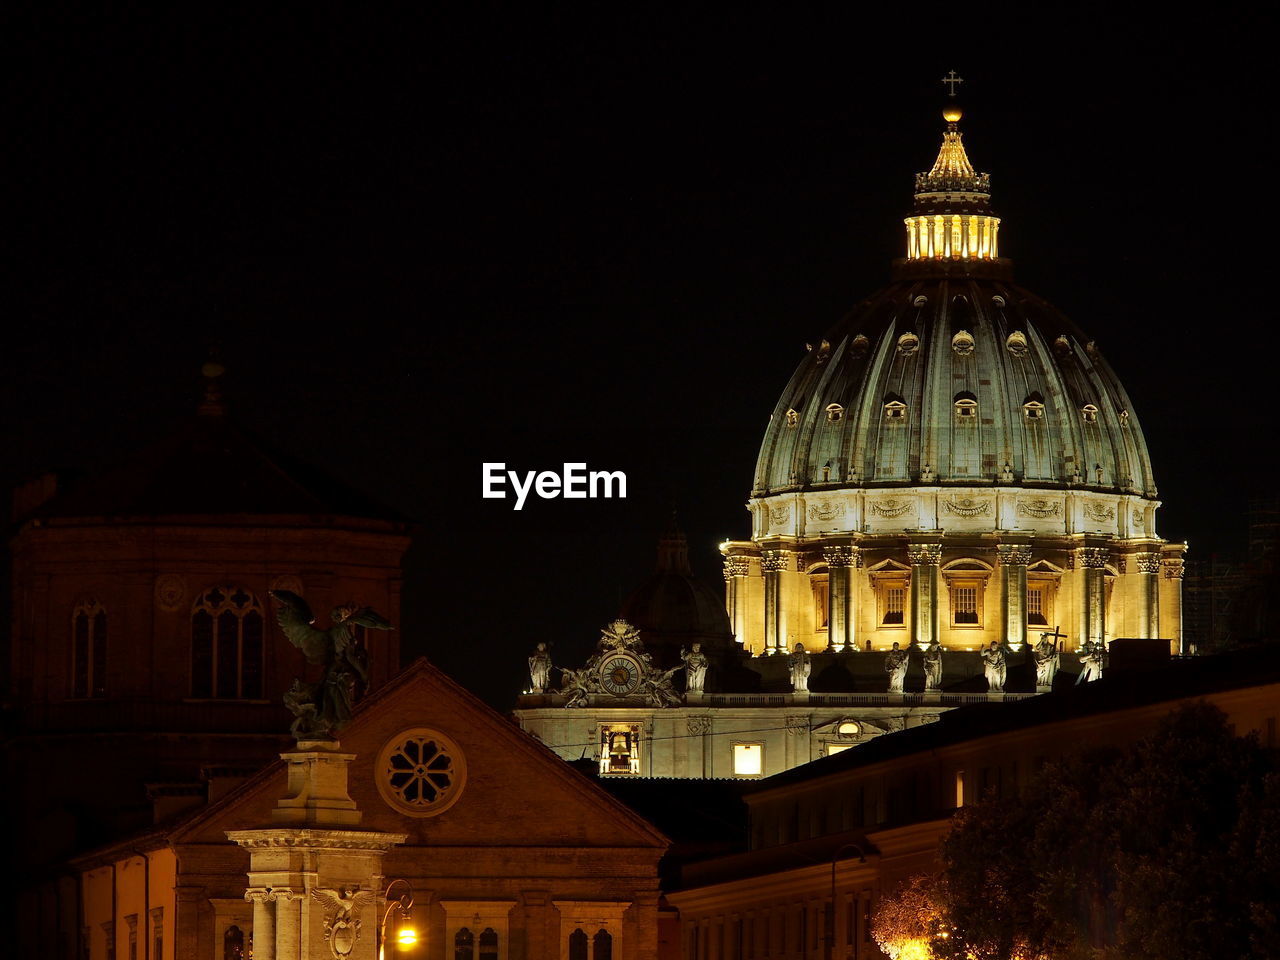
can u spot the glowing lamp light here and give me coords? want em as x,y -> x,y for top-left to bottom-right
397,927 -> 419,948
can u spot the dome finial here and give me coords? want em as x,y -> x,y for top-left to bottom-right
940,70 -> 964,124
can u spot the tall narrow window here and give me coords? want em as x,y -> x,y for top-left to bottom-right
191,586 -> 265,699
593,929 -> 613,960
1027,584 -> 1047,625
455,928 -> 475,960
810,571 -> 829,629
952,586 -> 978,624
479,928 -> 498,960
72,599 -> 107,698
881,586 -> 905,625
569,929 -> 588,960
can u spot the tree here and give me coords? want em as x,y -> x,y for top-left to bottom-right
935,702 -> 1280,960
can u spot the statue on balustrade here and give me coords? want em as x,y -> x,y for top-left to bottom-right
884,642 -> 909,693
788,643 -> 812,693
981,641 -> 1007,693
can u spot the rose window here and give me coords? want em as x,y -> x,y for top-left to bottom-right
375,728 -> 467,817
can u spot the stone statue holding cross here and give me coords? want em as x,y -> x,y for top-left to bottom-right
1033,627 -> 1065,690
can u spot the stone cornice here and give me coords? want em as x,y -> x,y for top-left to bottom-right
226,828 -> 408,851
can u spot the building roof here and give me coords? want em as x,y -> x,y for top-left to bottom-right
748,645 -> 1280,796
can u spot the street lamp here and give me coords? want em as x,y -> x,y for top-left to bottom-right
378,879 -> 418,960
825,842 -> 866,960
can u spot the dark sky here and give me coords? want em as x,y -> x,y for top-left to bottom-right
8,9 -> 1274,706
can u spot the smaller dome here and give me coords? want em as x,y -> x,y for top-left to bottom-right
619,517 -> 734,663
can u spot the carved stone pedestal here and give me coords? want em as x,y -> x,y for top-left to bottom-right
227,741 -> 406,960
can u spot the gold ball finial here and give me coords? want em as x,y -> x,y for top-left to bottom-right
942,104 -> 963,123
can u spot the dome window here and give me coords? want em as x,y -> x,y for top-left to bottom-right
850,333 -> 870,358
883,394 -> 907,420
825,403 -> 844,423
1081,403 -> 1099,424
1006,331 -> 1029,357
954,392 -> 978,418
952,330 -> 975,356
1054,334 -> 1072,356
913,295 -> 928,307
991,295 -> 1006,307
897,332 -> 920,356
1023,392 -> 1045,420
785,408 -> 799,427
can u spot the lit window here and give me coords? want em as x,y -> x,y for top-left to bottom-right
954,393 -> 977,418
190,586 -> 264,699
1024,391 -> 1045,419
837,720 -> 860,736
785,408 -> 799,427
951,330 -> 975,355
734,743 -> 764,777
825,403 -> 844,423
947,574 -> 987,628
1081,403 -> 1099,423
826,743 -> 853,757
884,399 -> 907,420
880,585 -> 905,625
897,333 -> 920,356
72,598 -> 107,699
1027,584 -> 1049,625
1006,331 -> 1028,357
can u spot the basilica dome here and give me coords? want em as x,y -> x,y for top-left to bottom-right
753,271 -> 1155,499
754,110 -> 1153,503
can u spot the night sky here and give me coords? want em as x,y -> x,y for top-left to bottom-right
9,9 -> 1273,707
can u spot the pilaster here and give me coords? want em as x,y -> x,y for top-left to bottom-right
997,542 -> 1032,651
822,545 -> 859,652
907,542 -> 941,647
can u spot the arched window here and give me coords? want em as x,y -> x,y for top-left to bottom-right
223,926 -> 245,960
953,392 -> 977,418
479,928 -> 499,960
190,586 -> 264,699
455,928 -> 475,960
810,567 -> 829,629
593,930 -> 613,960
72,599 -> 107,699
825,403 -> 844,423
569,929 -> 589,960
1081,403 -> 1099,424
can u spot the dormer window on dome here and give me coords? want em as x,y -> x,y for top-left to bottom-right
850,333 -> 870,357
952,330 -> 975,355
1006,331 -> 1029,357
825,403 -> 844,423
897,332 -> 920,356
954,392 -> 977,418
1024,393 -> 1045,420
1081,403 -> 1099,424
785,408 -> 799,427
883,394 -> 907,420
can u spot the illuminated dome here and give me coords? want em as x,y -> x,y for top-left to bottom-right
721,104 -> 1185,662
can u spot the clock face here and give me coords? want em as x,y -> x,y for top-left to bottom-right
599,655 -> 641,696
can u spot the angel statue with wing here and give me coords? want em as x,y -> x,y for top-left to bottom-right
270,589 -> 392,740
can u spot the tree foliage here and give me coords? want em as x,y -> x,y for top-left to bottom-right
934,702 -> 1280,960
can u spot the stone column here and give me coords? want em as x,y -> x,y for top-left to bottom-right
822,546 -> 858,652
761,551 -> 789,655
907,543 -> 941,647
1078,546 -> 1109,647
997,543 -> 1032,651
723,557 -> 751,645
246,890 -> 275,960
272,890 -> 302,960
1136,553 -> 1161,638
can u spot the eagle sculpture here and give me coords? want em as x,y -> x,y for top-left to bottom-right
270,589 -> 392,740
